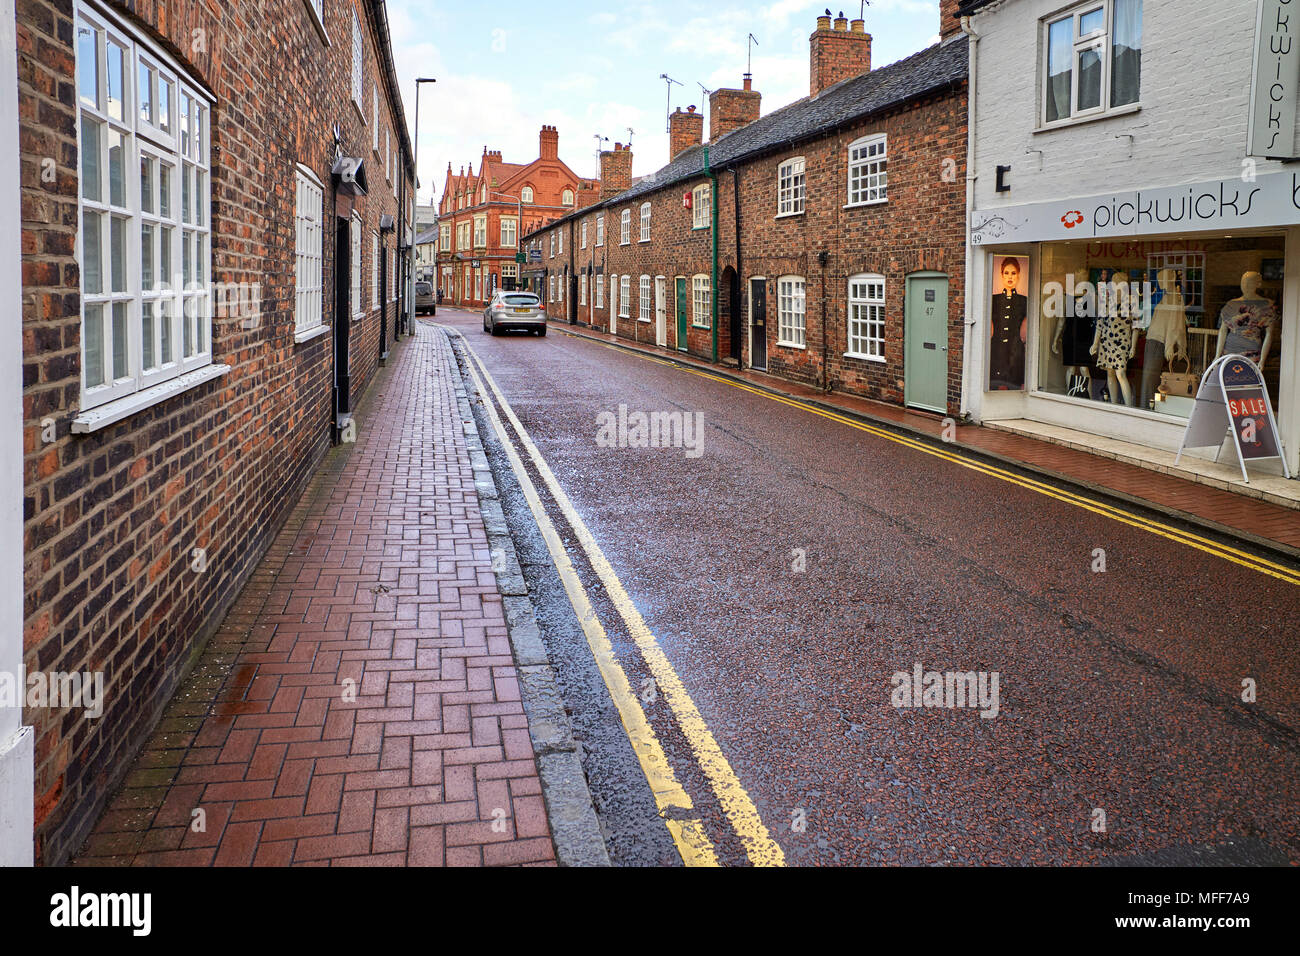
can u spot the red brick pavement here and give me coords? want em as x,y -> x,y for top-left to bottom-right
551,321 -> 1300,553
74,325 -> 555,867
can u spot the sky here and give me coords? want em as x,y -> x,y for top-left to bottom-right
386,0 -> 945,208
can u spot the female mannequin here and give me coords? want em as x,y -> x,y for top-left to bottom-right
1216,271 -> 1279,367
1090,267 -> 1139,406
1140,267 -> 1189,408
1051,281 -> 1095,397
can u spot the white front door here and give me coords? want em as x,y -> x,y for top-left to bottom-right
655,277 -> 666,347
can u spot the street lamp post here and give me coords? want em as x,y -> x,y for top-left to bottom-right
409,77 -> 436,335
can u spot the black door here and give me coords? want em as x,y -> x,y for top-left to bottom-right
750,278 -> 767,370
729,271 -> 742,362
333,216 -> 352,440
379,243 -> 389,361
569,275 -> 578,323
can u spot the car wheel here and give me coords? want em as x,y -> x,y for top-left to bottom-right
538,325 -> 547,337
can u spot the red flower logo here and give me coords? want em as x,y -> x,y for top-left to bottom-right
1061,210 -> 1085,228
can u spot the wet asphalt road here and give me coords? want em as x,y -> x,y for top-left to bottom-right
435,307 -> 1300,867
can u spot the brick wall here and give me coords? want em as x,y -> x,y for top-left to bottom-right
18,0 -> 411,863
531,78 -> 968,413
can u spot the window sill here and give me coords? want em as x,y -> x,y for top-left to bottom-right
304,0 -> 330,45
691,225 -> 710,232
777,340 -> 807,350
844,199 -> 887,210
844,350 -> 886,364
73,364 -> 232,434
637,317 -> 651,324
774,210 -> 805,220
691,323 -> 711,330
295,324 -> 331,345
1034,101 -> 1141,135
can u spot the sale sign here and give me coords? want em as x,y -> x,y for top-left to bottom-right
1226,384 -> 1281,459
1176,354 -> 1290,483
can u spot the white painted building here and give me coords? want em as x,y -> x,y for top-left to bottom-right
960,0 -> 1300,479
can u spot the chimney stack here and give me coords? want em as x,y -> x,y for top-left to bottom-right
539,124 -> 559,160
600,142 -> 633,199
669,105 -> 704,161
940,0 -> 963,39
709,77 -> 762,142
810,10 -> 872,97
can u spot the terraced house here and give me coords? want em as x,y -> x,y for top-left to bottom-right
6,0 -> 414,864
524,2 -> 969,415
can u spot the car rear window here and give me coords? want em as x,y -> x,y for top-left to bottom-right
502,295 -> 539,306
415,283 -> 432,293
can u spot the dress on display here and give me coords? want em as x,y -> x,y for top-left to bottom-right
1218,300 -> 1277,362
1061,310 -> 1095,367
1094,311 -> 1132,370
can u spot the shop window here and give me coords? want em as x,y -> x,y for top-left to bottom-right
692,275 -> 711,328
1035,235 -> 1284,418
777,276 -> 806,347
777,157 -> 805,216
847,134 -> 887,206
1043,0 -> 1142,126
847,274 -> 885,360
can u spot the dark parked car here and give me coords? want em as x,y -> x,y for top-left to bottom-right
414,281 -> 435,314
484,291 -> 546,336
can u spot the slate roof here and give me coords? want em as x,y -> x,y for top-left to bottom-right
414,226 -> 439,245
523,34 -> 968,239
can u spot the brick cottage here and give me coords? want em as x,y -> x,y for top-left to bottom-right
10,0 -> 415,863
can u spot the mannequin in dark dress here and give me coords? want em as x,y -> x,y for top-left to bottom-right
989,259 -> 1028,390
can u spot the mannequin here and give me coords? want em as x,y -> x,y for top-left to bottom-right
1139,267 -> 1189,408
1089,267 -> 1139,406
1052,275 -> 1099,397
1216,271 -> 1279,367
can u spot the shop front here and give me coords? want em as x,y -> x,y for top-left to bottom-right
967,169 -> 1299,478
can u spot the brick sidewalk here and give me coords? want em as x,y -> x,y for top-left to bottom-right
549,320 -> 1300,555
74,325 -> 555,867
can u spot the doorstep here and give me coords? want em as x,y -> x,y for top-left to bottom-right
548,320 -> 1300,558
985,419 -> 1300,512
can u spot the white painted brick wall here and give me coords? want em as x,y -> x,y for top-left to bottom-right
971,0 -> 1286,210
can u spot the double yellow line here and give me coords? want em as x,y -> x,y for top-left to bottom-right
558,328 -> 1300,588
461,339 -> 785,867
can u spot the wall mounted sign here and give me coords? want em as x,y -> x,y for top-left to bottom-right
1175,354 -> 1291,483
972,167 -> 1300,245
1248,0 -> 1300,159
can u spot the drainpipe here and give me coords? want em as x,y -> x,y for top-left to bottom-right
960,15 -> 979,420
704,145 -> 719,363
732,167 -> 743,367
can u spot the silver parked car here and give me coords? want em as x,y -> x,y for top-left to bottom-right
414,281 -> 435,314
484,290 -> 546,336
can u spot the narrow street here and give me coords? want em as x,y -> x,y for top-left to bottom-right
438,306 -> 1300,867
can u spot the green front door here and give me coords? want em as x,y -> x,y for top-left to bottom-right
904,273 -> 949,413
675,277 -> 688,351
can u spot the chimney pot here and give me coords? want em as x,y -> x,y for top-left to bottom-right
851,18 -> 864,34
743,74 -> 752,91
834,14 -> 848,31
816,13 -> 831,30
688,105 -> 696,113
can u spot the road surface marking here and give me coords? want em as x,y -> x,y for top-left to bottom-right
556,328 -> 1300,588
460,343 -> 719,867
463,339 -> 786,867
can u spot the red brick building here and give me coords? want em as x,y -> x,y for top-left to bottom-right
436,127 -> 595,307
13,0 -> 414,863
524,4 -> 969,415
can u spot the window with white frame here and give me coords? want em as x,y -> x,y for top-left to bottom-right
295,167 -> 323,335
463,265 -> 470,298
581,220 -> 588,248
692,275 -> 711,328
619,275 -> 630,317
521,185 -> 534,203
596,274 -> 605,308
351,213 -> 363,317
580,275 -> 588,305
473,215 -> 486,248
620,208 -> 631,244
557,274 -> 563,303
440,223 -> 451,250
847,274 -> 886,360
549,274 -> 555,300
777,276 -> 806,347
596,214 -> 605,246
549,232 -> 555,258
847,134 -> 888,206
777,157 -> 805,216
609,275 -> 618,316
639,276 -> 651,322
501,217 -> 517,247
501,263 -> 517,287
562,188 -> 574,205
372,86 -> 379,151
371,231 -> 380,309
351,8 -> 363,110
385,128 -> 390,183
76,2 -> 213,407
640,202 -> 651,242
1043,0 -> 1142,125
692,184 -> 711,229
557,229 -> 563,254
475,267 -> 482,300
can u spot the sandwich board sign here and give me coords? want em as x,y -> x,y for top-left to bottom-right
1175,354 -> 1291,483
